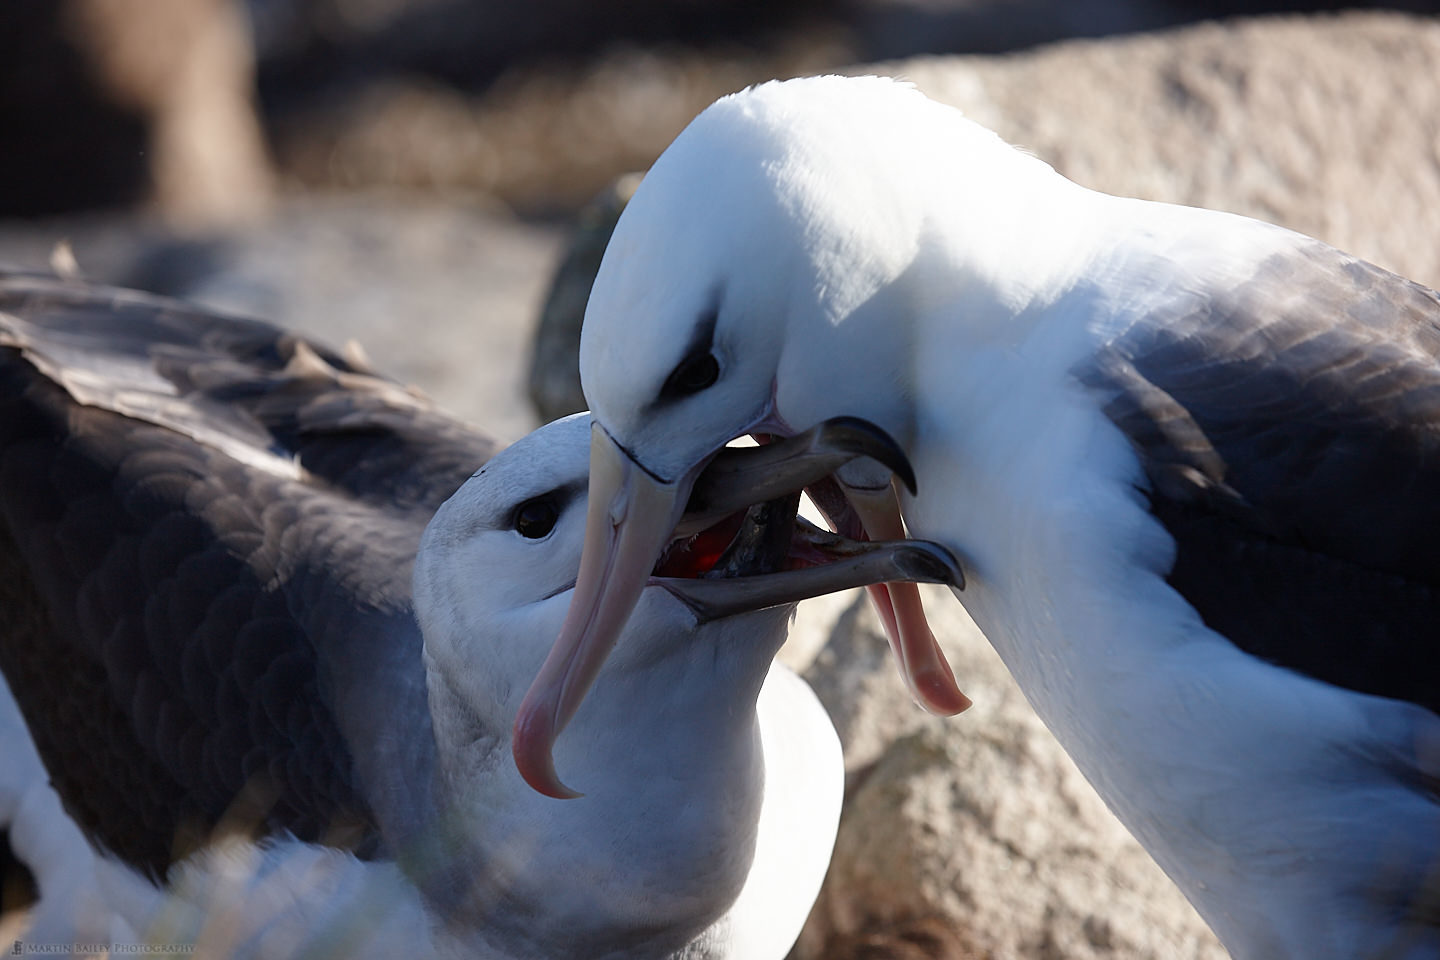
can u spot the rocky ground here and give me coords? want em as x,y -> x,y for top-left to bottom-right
3,9 -> 1440,959
0,197 -> 564,444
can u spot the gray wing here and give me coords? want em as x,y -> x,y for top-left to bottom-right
0,273 -> 499,879
1078,242 -> 1440,715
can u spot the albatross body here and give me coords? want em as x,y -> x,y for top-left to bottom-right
0,272 -> 850,959
526,76 -> 1440,958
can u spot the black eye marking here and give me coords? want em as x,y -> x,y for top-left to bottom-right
661,351 -> 719,398
513,496 -> 559,539
658,310 -> 719,402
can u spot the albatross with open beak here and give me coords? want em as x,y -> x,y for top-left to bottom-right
517,76 -> 1440,959
0,270 -> 962,958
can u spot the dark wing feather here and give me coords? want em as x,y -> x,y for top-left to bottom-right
1079,242 -> 1440,715
0,273 -> 499,878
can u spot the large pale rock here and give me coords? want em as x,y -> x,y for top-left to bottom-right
792,590 -> 1227,960
875,12 -> 1440,286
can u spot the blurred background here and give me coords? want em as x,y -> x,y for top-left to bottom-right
2,0 -> 1439,443
6,0 -> 1434,218
3,1 -> 1440,957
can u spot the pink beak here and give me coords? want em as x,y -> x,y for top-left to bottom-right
512,422 -> 689,798
512,418 -> 969,799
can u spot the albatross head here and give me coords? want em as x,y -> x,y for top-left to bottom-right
419,409 -> 955,801
412,412 -> 843,955
416,413 -> 787,790
514,76 -> 1045,796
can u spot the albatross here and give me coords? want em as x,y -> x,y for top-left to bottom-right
0,271 -> 961,957
515,76 -> 1440,958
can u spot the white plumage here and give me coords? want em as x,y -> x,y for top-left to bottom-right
548,75 -> 1440,958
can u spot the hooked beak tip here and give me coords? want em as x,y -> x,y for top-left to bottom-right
824,416 -> 917,495
512,703 -> 585,800
915,665 -> 973,715
510,422 -> 685,800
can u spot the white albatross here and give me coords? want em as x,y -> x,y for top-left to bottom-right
0,271 -> 963,957
514,76 -> 1440,959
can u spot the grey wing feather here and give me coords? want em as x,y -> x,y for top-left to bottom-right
1079,241 -> 1440,713
0,272 -> 499,878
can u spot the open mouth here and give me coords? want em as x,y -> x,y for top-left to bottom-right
648,423 -> 964,622
511,414 -> 972,800
654,491 -> 807,580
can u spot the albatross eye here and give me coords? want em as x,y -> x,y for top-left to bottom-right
661,351 -> 720,400
513,497 -> 559,539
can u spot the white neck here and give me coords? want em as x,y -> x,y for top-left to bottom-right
888,195 -> 1440,958
417,619 -> 783,959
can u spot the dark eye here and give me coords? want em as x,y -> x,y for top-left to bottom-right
513,497 -> 558,539
661,351 -> 719,399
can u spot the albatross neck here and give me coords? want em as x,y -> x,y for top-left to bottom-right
419,614 -> 784,959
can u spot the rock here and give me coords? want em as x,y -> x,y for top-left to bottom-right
264,4 -> 1439,217
0,0 -> 274,226
70,0 -> 276,228
793,589 -> 1227,960
847,0 -> 1436,61
797,593 -> 940,781
815,913 -> 982,960
861,11 -> 1440,287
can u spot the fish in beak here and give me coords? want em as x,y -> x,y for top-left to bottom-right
513,417 -> 969,798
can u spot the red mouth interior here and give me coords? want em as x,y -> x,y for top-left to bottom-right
651,496 -> 845,580
656,436 -> 861,581
652,510 -> 747,578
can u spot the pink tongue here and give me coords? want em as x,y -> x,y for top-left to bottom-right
866,581 -> 972,715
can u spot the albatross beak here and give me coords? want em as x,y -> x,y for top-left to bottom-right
512,415 -> 969,799
693,422 -> 971,717
513,422 -> 690,799
658,530 -> 964,620
677,416 -> 918,535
